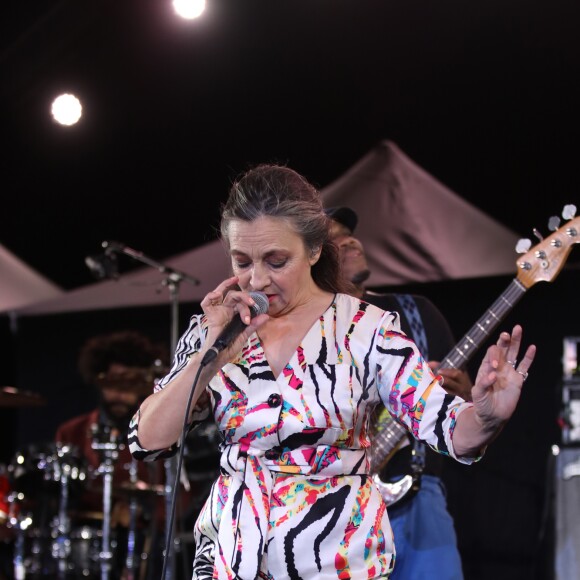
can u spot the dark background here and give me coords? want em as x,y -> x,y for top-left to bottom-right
2,1 -> 580,578
2,0 -> 580,288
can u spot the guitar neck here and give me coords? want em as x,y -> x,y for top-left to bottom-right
371,208 -> 579,479
371,277 -> 529,469
439,277 -> 527,371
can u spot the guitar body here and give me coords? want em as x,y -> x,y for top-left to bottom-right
374,438 -> 422,507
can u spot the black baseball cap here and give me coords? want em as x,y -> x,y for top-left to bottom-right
325,206 -> 358,234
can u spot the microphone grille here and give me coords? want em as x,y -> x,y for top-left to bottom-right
249,291 -> 269,316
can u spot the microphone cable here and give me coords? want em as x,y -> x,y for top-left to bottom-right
160,294 -> 268,577
160,363 -> 205,580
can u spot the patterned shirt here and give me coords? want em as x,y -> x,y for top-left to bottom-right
129,293 -> 475,579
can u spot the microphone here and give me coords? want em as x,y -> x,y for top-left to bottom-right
85,240 -> 125,280
201,291 -> 269,366
85,252 -> 118,280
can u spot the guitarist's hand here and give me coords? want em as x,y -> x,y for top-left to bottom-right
429,362 -> 473,401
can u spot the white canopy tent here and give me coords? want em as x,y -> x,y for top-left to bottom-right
4,240 -> 229,316
321,140 -> 520,287
0,244 -> 64,313
9,141 -> 521,317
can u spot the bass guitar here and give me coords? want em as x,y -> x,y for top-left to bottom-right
372,205 -> 579,506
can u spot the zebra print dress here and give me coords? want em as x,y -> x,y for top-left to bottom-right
129,293 -> 476,579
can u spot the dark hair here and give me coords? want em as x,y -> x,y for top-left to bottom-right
78,330 -> 165,386
220,164 -> 354,294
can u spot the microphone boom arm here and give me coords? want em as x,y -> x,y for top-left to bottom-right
101,241 -> 200,286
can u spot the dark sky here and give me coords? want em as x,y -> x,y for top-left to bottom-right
2,0 -> 580,290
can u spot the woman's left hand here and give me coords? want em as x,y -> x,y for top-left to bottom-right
470,324 -> 536,431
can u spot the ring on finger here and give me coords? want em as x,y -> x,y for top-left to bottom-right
516,369 -> 528,381
507,359 -> 517,368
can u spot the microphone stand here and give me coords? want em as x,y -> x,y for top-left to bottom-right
100,241 -> 200,580
92,427 -> 119,580
124,458 -> 139,580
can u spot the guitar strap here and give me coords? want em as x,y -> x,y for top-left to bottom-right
394,294 -> 427,479
394,294 -> 429,360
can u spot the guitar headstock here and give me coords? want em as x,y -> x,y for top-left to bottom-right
516,204 -> 579,288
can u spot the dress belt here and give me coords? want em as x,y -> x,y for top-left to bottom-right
215,443 -> 369,579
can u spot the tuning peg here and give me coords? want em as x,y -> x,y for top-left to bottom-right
548,216 -> 561,231
562,204 -> 577,220
533,228 -> 543,242
515,238 -> 532,254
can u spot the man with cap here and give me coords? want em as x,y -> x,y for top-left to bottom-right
327,206 -> 472,580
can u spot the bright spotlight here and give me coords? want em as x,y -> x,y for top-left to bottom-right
173,0 -> 206,20
51,93 -> 83,126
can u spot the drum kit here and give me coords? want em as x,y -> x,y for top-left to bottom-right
0,385 -> 222,579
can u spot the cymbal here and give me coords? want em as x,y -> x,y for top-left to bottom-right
0,387 -> 46,408
68,510 -> 104,522
86,479 -> 166,497
114,480 -> 166,496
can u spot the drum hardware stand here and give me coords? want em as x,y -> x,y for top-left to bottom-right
123,458 -> 140,580
92,425 -> 122,580
100,240 -> 200,580
51,451 -> 74,579
13,525 -> 26,580
9,492 -> 30,580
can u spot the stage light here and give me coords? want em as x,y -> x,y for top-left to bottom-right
173,0 -> 206,20
51,93 -> 82,126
